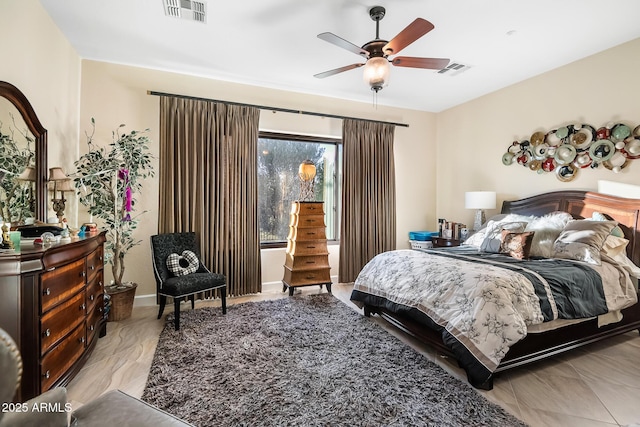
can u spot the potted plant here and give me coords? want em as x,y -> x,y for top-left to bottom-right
74,118 -> 154,320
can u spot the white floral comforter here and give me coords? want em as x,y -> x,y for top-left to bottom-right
351,248 -> 637,378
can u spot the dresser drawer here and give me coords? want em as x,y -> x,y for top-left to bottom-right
284,254 -> 330,269
86,247 -> 103,284
289,214 -> 326,228
290,202 -> 324,215
287,227 -> 326,241
40,259 -> 85,313
283,267 -> 331,287
40,291 -> 86,356
86,274 -> 104,315
86,294 -> 104,347
286,240 -> 328,255
40,322 -> 86,391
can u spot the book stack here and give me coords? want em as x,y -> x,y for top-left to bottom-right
438,219 -> 468,241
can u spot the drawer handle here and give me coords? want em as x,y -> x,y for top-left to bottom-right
46,267 -> 55,272
99,256 -> 103,261
305,261 -> 316,264
43,370 -> 50,379
305,219 -> 314,222
79,337 -> 86,344
99,281 -> 103,286
89,325 -> 95,331
80,304 -> 86,311
43,288 -> 51,296
307,232 -> 316,235
81,271 -> 86,277
99,307 -> 103,313
305,275 -> 316,279
90,294 -> 95,301
44,328 -> 51,337
306,246 -> 316,249
90,265 -> 95,271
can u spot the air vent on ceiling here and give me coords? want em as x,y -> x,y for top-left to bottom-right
437,62 -> 471,76
163,0 -> 207,23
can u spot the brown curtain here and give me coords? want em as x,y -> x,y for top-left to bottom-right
339,119 -> 396,283
158,96 -> 262,296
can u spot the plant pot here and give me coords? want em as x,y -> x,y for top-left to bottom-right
106,283 -> 137,321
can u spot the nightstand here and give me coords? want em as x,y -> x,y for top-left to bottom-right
433,237 -> 460,247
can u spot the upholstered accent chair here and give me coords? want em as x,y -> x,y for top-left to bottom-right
150,232 -> 227,330
0,327 -> 193,426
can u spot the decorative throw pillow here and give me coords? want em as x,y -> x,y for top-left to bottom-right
553,219 -> 617,265
525,211 -> 574,258
480,221 -> 528,253
592,211 -> 624,238
500,230 -> 535,260
166,250 -> 199,276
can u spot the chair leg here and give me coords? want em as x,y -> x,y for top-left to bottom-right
174,298 -> 181,330
190,294 -> 195,309
221,287 -> 227,315
157,295 -> 167,319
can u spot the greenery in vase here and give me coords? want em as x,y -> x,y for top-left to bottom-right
74,118 -> 154,289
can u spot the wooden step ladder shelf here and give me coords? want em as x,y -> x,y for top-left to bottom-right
282,201 -> 332,296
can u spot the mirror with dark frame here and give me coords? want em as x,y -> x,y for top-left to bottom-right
0,81 -> 47,223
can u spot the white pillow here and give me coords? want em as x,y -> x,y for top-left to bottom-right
525,211 -> 574,258
463,214 -> 533,249
601,235 -> 640,278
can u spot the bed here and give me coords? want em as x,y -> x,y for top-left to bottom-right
351,190 -> 640,390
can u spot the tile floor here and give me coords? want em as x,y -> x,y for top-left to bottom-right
66,283 -> 640,427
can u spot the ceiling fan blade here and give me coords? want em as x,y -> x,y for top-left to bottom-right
383,18 -> 435,55
318,32 -> 369,58
314,63 -> 364,79
392,57 -> 450,70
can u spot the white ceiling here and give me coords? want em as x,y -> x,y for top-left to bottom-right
39,0 -> 640,113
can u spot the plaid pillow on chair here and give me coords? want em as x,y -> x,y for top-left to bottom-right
166,250 -> 200,276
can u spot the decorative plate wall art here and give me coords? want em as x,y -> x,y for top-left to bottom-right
503,123 -> 640,181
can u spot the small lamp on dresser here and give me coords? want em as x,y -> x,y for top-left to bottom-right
298,160 -> 316,201
465,191 -> 496,231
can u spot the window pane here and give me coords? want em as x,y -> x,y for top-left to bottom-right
258,136 -> 340,244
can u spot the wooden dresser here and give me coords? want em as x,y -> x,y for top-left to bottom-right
282,201 -> 332,296
0,232 -> 106,401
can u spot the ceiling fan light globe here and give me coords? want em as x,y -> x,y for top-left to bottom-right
363,57 -> 390,91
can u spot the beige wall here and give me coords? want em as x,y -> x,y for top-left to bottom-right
436,38 -> 640,227
0,0 -> 82,224
79,60 -> 437,297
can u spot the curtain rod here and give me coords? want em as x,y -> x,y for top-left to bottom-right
147,90 -> 409,128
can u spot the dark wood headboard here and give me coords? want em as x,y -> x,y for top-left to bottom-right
502,190 -> 640,266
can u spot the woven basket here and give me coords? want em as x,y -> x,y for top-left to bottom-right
106,283 -> 137,321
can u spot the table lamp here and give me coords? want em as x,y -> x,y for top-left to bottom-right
465,191 -> 496,231
298,160 -> 316,201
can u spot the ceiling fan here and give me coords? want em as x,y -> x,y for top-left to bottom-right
314,6 -> 449,93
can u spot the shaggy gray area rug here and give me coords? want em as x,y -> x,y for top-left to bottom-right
142,294 -> 527,426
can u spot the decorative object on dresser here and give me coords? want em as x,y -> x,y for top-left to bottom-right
47,167 -> 74,223
282,201 -> 332,296
74,118 -> 155,320
465,191 -> 496,231
0,232 -> 107,401
503,122 -> 640,180
298,159 -> 316,201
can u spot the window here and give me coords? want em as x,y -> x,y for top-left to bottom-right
258,132 -> 341,247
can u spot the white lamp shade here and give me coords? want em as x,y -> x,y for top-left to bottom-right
465,191 -> 497,210
363,57 -> 390,92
